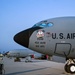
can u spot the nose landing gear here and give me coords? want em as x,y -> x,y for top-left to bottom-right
64,59 -> 75,74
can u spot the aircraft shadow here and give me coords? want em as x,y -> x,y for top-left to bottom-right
5,67 -> 48,75
21,60 -> 47,63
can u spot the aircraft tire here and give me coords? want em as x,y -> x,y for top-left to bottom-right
14,58 -> 21,62
64,64 -> 70,73
68,64 -> 75,74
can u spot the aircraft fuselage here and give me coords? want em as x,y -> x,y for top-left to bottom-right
28,17 -> 75,59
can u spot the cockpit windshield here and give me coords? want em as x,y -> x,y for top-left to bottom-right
33,22 -> 53,28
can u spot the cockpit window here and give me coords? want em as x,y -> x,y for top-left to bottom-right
40,23 -> 47,27
33,22 -> 53,28
47,23 -> 53,27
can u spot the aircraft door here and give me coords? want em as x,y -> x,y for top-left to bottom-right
54,43 -> 71,56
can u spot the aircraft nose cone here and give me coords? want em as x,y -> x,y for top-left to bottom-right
14,29 -> 29,48
14,27 -> 41,48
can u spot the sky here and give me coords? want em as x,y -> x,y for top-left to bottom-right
0,0 -> 75,52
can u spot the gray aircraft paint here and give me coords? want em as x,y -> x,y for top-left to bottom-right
6,49 -> 43,58
29,17 -> 75,58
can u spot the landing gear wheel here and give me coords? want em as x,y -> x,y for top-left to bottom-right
69,64 -> 75,74
14,58 -> 21,62
64,64 -> 70,73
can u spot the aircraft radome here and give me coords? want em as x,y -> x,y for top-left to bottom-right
14,17 -> 75,74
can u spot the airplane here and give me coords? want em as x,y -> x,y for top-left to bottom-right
14,16 -> 75,74
5,49 -> 47,62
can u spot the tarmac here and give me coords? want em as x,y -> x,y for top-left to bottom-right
2,57 -> 75,75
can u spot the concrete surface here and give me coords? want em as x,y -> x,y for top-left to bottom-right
1,57 -> 74,75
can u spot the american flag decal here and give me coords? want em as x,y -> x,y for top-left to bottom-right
46,32 -> 52,37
